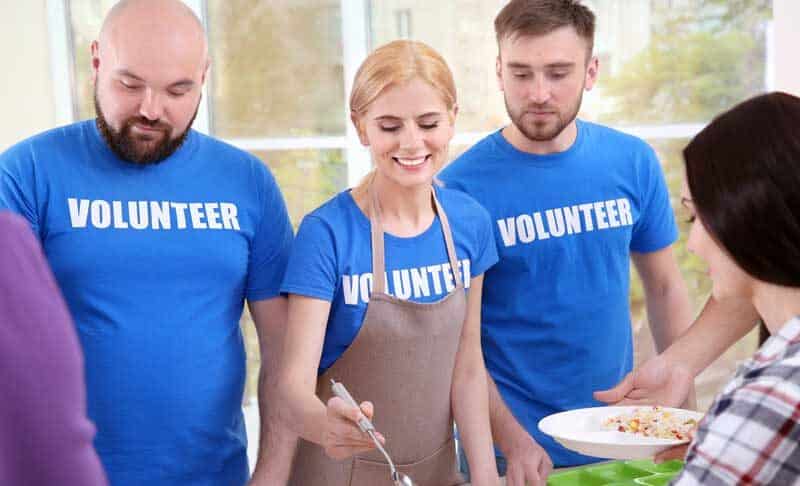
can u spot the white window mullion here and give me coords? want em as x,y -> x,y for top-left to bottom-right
182,0 -> 212,135
47,0 -> 77,126
341,0 -> 371,187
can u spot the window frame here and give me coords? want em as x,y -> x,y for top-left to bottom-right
48,0 -> 776,186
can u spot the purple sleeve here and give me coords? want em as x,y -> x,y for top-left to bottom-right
0,212 -> 107,485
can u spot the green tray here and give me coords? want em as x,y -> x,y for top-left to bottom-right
547,459 -> 683,485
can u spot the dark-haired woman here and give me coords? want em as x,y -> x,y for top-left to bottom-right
660,91 -> 800,485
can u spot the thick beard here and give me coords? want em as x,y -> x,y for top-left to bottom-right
94,92 -> 198,165
505,90 -> 582,142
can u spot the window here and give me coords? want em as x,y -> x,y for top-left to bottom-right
53,0 -> 772,448
207,0 -> 345,138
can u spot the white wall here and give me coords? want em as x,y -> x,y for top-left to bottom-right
774,0 -> 800,96
0,1 -> 56,151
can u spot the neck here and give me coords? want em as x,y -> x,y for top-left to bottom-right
353,173 -> 434,237
752,282 -> 800,335
503,120 -> 578,155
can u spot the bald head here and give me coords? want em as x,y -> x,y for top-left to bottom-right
99,0 -> 207,60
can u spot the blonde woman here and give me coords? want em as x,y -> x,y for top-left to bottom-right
277,40 -> 500,486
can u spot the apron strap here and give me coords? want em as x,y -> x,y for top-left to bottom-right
369,181 -> 464,296
369,179 -> 387,295
432,187 -> 463,288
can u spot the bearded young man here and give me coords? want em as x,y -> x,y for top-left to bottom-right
0,1 -> 296,485
439,0 -> 698,483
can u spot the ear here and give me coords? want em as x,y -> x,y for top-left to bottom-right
495,55 -> 504,92
91,40 -> 100,85
584,55 -> 599,92
351,111 -> 369,146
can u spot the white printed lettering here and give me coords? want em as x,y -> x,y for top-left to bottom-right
594,201 -> 609,230
517,214 -> 536,244
205,203 -> 222,229
497,217 -> 517,247
533,212 -> 550,240
91,200 -> 111,228
606,199 -> 620,227
189,203 -> 207,229
617,198 -> 633,225
128,201 -> 148,230
67,198 -> 89,228
150,201 -> 171,230
112,201 -> 129,229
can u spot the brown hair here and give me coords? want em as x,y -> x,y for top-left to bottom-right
684,92 -> 800,287
495,0 -> 596,58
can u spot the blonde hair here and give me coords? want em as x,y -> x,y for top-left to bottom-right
350,40 -> 457,190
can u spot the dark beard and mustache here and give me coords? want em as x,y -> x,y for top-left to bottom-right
94,92 -> 198,165
504,90 -> 583,143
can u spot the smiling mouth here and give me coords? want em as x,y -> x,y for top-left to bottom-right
392,155 -> 431,167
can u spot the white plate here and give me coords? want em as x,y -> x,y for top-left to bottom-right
538,406 -> 703,460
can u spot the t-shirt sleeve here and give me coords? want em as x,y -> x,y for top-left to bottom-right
280,214 -> 338,301
436,165 -> 464,193
469,202 -> 499,278
246,162 -> 294,301
0,143 -> 41,237
630,145 -> 678,253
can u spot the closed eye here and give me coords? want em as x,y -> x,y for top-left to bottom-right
120,80 -> 142,90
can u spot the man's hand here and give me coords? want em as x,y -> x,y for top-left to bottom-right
322,397 -> 384,460
593,354 -> 694,407
501,432 -> 553,486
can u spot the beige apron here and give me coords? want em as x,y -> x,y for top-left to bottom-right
288,184 -> 467,486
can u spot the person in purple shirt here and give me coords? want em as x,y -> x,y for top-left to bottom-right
0,211 -> 107,485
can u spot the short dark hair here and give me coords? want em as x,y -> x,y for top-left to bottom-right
494,0 -> 596,57
684,92 -> 800,288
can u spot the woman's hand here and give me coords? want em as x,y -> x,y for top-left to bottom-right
322,396 -> 385,460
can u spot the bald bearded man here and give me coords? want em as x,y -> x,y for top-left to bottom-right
0,1 -> 295,484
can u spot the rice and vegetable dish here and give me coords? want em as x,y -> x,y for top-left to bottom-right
602,406 -> 697,440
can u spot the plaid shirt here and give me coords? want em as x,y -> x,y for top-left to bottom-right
672,316 -> 800,485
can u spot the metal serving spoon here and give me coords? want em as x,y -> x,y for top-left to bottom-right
331,380 -> 415,486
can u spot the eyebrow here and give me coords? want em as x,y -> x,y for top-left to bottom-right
506,62 -> 576,69
373,112 -> 443,121
116,69 -> 144,81
115,69 -> 195,89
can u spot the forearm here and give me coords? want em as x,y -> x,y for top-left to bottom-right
452,359 -> 498,486
486,374 -> 528,454
278,377 -> 329,446
250,367 -> 297,484
645,275 -> 693,353
661,296 -> 758,376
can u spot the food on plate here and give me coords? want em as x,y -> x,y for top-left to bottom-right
602,406 -> 697,440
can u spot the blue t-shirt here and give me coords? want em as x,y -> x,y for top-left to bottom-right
438,121 -> 678,467
0,120 -> 293,486
280,186 -> 498,373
